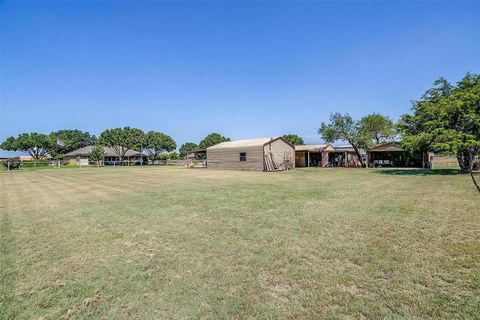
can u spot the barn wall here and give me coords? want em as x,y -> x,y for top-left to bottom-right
264,139 -> 295,168
207,146 -> 264,170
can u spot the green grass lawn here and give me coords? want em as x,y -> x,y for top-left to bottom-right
1,167 -> 479,319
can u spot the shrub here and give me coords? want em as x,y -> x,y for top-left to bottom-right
1,160 -> 21,170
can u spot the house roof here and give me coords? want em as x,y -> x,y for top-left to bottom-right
64,146 -> 143,157
295,144 -> 332,152
368,142 -> 404,152
207,137 -> 290,150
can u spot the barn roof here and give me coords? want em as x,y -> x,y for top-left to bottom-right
64,146 -> 143,157
207,137 -> 288,150
368,142 -> 404,152
295,144 -> 332,152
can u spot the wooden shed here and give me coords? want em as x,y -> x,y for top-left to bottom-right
206,137 -> 295,171
295,144 -> 335,167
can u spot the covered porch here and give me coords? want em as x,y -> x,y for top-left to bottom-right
294,144 -> 334,168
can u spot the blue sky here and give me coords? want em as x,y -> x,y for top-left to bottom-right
1,1 -> 479,155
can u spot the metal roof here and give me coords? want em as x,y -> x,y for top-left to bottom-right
64,146 -> 143,157
207,137 -> 282,150
295,144 -> 330,152
368,142 -> 404,152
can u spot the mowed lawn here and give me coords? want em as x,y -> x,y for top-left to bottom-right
1,167 -> 479,319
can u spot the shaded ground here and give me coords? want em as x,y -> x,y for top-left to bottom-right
1,167 -> 479,319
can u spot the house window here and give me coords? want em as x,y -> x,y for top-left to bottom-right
240,152 -> 247,161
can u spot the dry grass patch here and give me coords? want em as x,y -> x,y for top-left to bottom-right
1,166 -> 479,319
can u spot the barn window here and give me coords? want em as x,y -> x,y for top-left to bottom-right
239,152 -> 247,161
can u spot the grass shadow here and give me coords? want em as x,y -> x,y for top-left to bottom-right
374,168 -> 460,176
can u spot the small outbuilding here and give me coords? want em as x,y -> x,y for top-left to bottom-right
295,144 -> 335,167
206,137 -> 295,171
366,142 -> 432,168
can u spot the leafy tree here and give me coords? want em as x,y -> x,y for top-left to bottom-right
179,142 -> 198,159
318,112 -> 368,167
1,133 -> 54,159
89,144 -> 105,167
98,127 -> 144,161
399,73 -> 480,173
359,113 -> 395,145
143,131 -> 176,162
198,133 -> 230,149
50,129 -> 96,158
282,134 -> 304,146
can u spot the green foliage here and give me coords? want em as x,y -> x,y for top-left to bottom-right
399,73 -> 480,173
0,133 -> 54,159
99,127 -> 144,160
50,129 -> 96,158
179,142 -> 198,158
318,112 -> 368,166
1,160 -> 21,170
89,144 -> 105,162
282,134 -> 304,146
143,131 -> 176,161
359,113 -> 395,145
158,152 -> 178,160
198,133 -> 230,149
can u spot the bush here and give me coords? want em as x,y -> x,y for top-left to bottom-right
1,160 -> 21,170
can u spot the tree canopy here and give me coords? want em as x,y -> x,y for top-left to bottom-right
318,112 -> 368,167
89,144 -> 105,166
1,133 -> 54,159
143,131 -> 176,161
198,133 -> 230,149
179,142 -> 198,159
50,129 -> 97,158
282,134 -> 304,146
359,113 -> 395,145
98,127 -> 144,160
399,73 -> 480,173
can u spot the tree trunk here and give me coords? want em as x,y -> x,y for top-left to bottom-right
457,149 -> 475,173
351,144 -> 365,168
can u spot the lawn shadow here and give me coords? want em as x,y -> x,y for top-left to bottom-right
374,168 -> 460,176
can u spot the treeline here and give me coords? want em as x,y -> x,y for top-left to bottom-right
0,129 -> 233,163
1,73 -> 478,172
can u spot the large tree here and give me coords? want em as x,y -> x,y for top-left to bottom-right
98,127 -> 145,161
198,133 -> 230,149
359,113 -> 395,145
399,73 -> 480,173
318,112 -> 368,167
282,134 -> 304,146
179,142 -> 198,159
89,144 -> 105,167
143,131 -> 176,161
50,129 -> 97,158
1,133 -> 54,159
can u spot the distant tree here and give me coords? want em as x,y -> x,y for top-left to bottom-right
318,112 -> 368,167
179,142 -> 198,159
1,133 -> 54,159
50,129 -> 97,158
143,131 -> 176,162
399,73 -> 480,173
198,133 -> 230,149
98,127 -> 144,161
282,134 -> 304,146
89,144 -> 105,167
359,113 -> 395,145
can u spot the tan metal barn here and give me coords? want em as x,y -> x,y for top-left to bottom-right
206,137 -> 295,171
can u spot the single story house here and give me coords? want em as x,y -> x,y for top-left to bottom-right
206,137 -> 295,171
294,144 -> 335,167
366,142 -> 432,168
63,146 -> 146,165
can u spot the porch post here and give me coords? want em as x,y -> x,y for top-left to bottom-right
307,151 -> 310,167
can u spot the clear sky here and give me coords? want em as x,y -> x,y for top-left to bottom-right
1,1 -> 479,155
